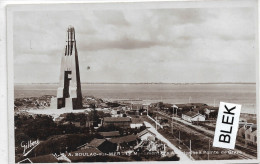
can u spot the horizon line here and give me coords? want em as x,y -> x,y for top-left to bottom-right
14,82 -> 256,84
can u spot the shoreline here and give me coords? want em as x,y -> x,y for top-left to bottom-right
14,95 -> 257,115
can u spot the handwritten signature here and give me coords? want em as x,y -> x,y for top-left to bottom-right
21,139 -> 40,156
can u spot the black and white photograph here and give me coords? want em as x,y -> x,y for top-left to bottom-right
6,0 -> 259,163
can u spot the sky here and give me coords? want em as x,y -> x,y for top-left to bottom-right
13,5 -> 257,83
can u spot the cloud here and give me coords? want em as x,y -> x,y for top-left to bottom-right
93,10 -> 130,27
13,6 -> 257,83
151,8 -> 209,25
81,36 -> 160,51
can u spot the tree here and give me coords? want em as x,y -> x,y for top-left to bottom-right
66,113 -> 76,122
158,102 -> 164,110
97,111 -> 111,118
87,105 -> 99,127
23,115 -> 57,140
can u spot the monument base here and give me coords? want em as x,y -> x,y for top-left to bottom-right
65,98 -> 73,110
50,98 -> 58,109
50,97 -> 83,110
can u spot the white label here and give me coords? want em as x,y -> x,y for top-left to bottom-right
213,102 -> 241,149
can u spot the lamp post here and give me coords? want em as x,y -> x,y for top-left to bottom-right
172,105 -> 178,117
208,139 -> 210,160
179,131 -> 180,145
147,104 -> 149,116
190,140 -> 192,159
156,115 -> 158,130
156,105 -> 158,130
171,117 -> 173,134
143,103 -> 150,117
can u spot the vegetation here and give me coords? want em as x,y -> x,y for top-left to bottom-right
28,134 -> 100,157
157,155 -> 180,161
15,114 -> 91,155
15,115 -> 57,141
97,124 -> 146,136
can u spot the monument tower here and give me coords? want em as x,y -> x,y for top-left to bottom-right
51,26 -> 83,109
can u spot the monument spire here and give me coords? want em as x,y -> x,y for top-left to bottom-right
51,26 -> 83,110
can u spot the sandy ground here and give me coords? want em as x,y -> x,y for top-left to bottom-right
23,108 -> 94,119
144,121 -> 192,161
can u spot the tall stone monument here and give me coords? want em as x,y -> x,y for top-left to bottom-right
51,26 -> 83,109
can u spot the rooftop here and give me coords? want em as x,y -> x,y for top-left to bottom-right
99,131 -> 120,137
183,111 -> 204,118
163,103 -> 174,108
246,123 -> 254,129
109,135 -> 137,144
174,104 -> 194,108
251,124 -> 257,132
174,103 -> 209,109
88,139 -> 106,148
103,117 -> 131,122
137,129 -> 156,138
131,118 -> 144,124
238,122 -> 247,128
187,103 -> 208,106
27,154 -> 58,163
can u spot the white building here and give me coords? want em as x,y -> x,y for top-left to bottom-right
130,118 -> 144,129
182,111 -> 205,122
137,129 -> 156,141
245,124 -> 257,146
237,121 -> 248,138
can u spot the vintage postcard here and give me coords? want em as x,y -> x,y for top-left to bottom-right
7,0 -> 259,163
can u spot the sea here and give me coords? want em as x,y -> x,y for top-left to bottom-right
14,83 -> 257,114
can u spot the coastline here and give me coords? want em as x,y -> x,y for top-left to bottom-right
13,83 -> 257,114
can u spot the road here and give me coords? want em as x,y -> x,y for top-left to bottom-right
156,111 -> 257,159
144,121 -> 192,161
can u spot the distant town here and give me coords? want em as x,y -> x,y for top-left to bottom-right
14,94 -> 257,163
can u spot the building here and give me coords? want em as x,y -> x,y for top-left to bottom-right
172,104 -> 194,116
87,138 -> 117,153
102,117 -> 131,128
137,129 -> 157,141
131,104 -> 143,110
182,111 -> 206,122
18,154 -> 59,163
110,109 -> 118,117
245,124 -> 257,146
127,109 -> 140,116
51,26 -> 83,110
237,121 -> 248,138
187,103 -> 208,108
54,116 -> 64,122
201,106 -> 219,118
109,135 -> 138,151
98,131 -> 120,138
175,103 -> 208,110
71,121 -> 81,127
85,120 -> 94,128
130,118 -> 144,129
173,104 -> 193,110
